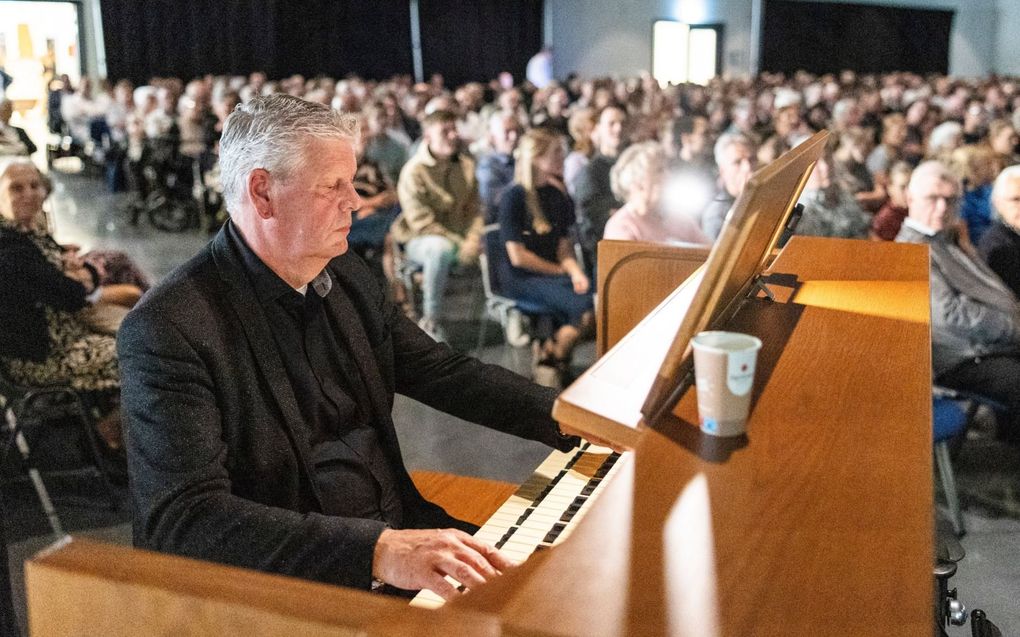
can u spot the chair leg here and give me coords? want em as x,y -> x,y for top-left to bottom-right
475,309 -> 491,356
4,409 -> 65,539
69,394 -> 119,511
935,441 -> 965,537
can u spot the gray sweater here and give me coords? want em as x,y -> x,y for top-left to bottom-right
897,223 -> 1020,375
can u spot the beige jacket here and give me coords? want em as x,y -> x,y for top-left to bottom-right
392,143 -> 482,260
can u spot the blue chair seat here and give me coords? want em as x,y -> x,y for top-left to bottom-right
934,398 -> 967,442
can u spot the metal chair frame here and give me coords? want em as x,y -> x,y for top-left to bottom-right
0,370 -> 118,540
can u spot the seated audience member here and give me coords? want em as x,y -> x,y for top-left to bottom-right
531,84 -> 570,139
927,121 -> 964,163
0,97 -> 36,157
476,111 -> 522,223
603,142 -> 709,245
795,144 -> 870,239
496,128 -> 593,388
866,112 -> 907,187
702,132 -> 756,240
348,119 -> 400,267
362,102 -> 409,186
952,144 -> 1000,244
871,161 -> 912,241
563,107 -> 596,196
119,95 -> 595,597
832,127 -> 886,212
0,159 -> 142,451
393,109 -> 482,341
574,104 -> 627,271
667,115 -> 713,174
987,119 -> 1020,169
897,161 -> 1020,445
979,165 -> 1020,298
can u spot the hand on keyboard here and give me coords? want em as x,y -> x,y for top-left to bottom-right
372,528 -> 515,599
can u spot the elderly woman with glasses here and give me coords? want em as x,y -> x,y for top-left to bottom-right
0,158 -> 143,450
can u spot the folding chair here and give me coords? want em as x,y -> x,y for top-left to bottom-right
0,369 -> 117,540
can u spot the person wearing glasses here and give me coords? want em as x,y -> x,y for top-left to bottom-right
896,160 -> 1020,446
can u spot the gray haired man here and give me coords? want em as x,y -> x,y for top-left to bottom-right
119,94 -> 588,599
896,160 -> 1020,445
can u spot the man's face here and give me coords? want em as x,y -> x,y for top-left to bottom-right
907,174 -> 959,233
994,176 -> 1020,230
595,108 -> 625,155
719,143 -> 754,198
425,120 -> 460,160
268,138 -> 361,261
489,116 -> 521,155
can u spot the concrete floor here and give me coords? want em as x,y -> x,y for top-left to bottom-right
4,169 -> 1019,635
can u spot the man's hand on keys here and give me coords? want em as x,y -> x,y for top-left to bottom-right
372,528 -> 516,599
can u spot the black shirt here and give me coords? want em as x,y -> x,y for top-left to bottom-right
227,222 -> 403,526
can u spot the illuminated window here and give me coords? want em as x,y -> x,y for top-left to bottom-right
652,20 -> 720,87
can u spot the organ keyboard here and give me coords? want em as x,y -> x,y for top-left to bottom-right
410,443 -> 625,609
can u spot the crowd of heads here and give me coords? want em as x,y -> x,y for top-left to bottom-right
39,66 -> 1020,246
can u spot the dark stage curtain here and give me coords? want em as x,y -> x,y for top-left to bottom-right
101,0 -> 413,84
418,0 -> 544,88
761,0 -> 953,76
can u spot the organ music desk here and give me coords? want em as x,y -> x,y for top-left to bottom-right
25,236 -> 933,636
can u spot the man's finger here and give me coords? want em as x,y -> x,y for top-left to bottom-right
462,536 -> 517,572
428,572 -> 461,601
436,554 -> 488,590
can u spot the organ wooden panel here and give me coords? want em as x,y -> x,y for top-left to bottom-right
26,236 -> 934,636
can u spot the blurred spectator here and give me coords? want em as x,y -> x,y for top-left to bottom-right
871,161 -> 913,241
952,144 -> 1000,244
496,128 -> 591,388
564,107 -> 596,196
702,132 -> 755,240
604,142 -> 708,245
795,143 -> 870,239
477,111 -> 522,223
393,110 -> 482,342
575,104 -> 627,271
978,165 -> 1020,298
0,98 -> 36,157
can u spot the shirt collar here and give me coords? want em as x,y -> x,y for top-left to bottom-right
902,216 -> 938,237
226,220 -> 332,305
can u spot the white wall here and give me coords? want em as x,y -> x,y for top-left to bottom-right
550,0 -> 1008,80
995,0 -> 1020,76
551,0 -> 753,80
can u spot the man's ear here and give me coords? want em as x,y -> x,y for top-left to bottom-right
248,169 -> 273,219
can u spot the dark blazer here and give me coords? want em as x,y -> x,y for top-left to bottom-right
978,220 -> 1020,300
118,224 -> 570,589
0,225 -> 88,361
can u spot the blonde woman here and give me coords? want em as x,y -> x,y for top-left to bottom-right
563,107 -> 596,196
603,142 -> 709,245
496,128 -> 593,388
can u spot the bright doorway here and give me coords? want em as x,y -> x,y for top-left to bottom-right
1,0 -> 82,160
652,20 -> 722,87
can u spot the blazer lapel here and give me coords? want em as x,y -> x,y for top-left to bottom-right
209,226 -> 325,506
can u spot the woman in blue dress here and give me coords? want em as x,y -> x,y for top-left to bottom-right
496,128 -> 593,387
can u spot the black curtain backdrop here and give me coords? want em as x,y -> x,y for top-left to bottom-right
761,0 -> 953,76
101,0 -> 413,83
101,1 -> 543,86
418,0 -> 544,88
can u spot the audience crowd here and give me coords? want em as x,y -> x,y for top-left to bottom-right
6,65 -> 1020,433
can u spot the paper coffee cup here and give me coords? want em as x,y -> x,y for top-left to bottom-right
691,331 -> 762,437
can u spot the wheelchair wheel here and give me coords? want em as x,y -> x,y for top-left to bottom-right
147,193 -> 196,232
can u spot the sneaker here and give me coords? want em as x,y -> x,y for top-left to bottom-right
504,309 -> 531,348
532,363 -> 562,389
417,317 -> 447,343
